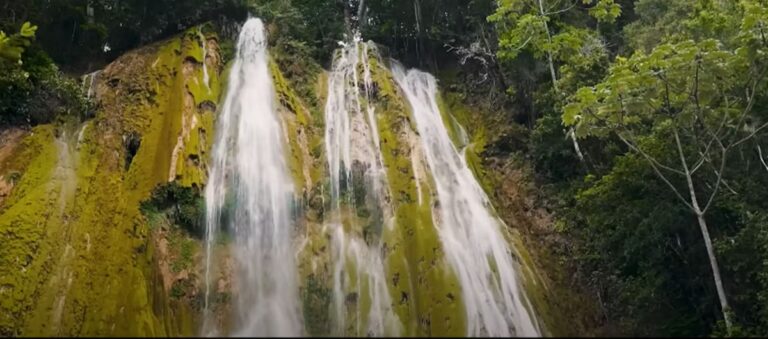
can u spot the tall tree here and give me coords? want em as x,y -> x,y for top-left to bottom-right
564,2 -> 768,328
490,0 -> 622,162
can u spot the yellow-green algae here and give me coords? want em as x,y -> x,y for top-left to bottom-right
0,125 -> 60,335
168,27 -> 223,189
367,53 -> 467,337
269,47 -> 333,336
269,58 -> 313,198
1,22 -> 573,338
0,25 -> 223,336
269,46 -> 328,197
437,87 -> 587,336
271,44 -> 468,336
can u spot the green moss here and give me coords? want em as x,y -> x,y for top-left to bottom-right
367,53 -> 467,337
508,230 -> 559,336
169,234 -> 196,273
0,27 -> 223,336
437,84 -> 565,336
123,39 -> 184,195
302,274 -> 332,336
0,126 -> 57,208
269,59 -> 310,196
464,143 -> 495,198
0,126 -> 60,335
174,27 -> 222,189
435,95 -> 466,150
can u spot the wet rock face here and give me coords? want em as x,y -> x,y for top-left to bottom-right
123,132 -> 141,170
0,22 -> 567,337
349,159 -> 369,206
0,25 -> 226,337
0,128 -> 27,207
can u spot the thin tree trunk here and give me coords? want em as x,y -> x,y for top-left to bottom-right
341,0 -> 353,37
414,0 -> 423,66
674,129 -> 732,332
695,212 -> 732,331
536,0 -> 585,162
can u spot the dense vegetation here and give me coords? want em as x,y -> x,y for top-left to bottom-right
2,0 -> 768,336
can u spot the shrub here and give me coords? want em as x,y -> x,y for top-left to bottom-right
141,182 -> 206,238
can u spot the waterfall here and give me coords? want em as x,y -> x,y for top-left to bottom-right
323,36 -> 400,337
202,18 -> 302,336
198,29 -> 211,91
391,64 -> 541,337
81,70 -> 101,100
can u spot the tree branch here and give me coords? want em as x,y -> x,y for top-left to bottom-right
702,140 -> 727,214
758,144 -> 768,173
618,134 -> 694,211
544,0 -> 577,16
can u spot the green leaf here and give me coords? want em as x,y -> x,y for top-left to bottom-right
20,22 -> 37,38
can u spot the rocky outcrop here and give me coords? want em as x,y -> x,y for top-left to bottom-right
0,25 -> 224,336
0,23 -> 580,338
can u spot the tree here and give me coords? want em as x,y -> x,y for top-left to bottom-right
490,0 -> 622,163
564,6 -> 768,326
0,22 -> 37,63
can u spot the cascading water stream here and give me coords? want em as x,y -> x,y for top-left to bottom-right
323,36 -> 400,337
391,64 -> 541,337
198,28 -> 210,91
202,18 -> 302,337
81,70 -> 101,100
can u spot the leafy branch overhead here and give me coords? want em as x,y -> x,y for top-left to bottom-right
0,22 -> 38,63
563,1 -> 768,332
489,0 -> 620,62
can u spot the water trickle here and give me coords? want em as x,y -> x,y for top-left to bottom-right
202,18 -> 302,337
199,29 -> 211,91
324,37 -> 400,337
391,63 -> 541,337
81,70 -> 101,100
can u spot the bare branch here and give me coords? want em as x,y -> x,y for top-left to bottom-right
544,0 -> 577,16
719,172 -> 739,196
691,152 -> 710,174
618,134 -> 694,211
703,141 -> 727,214
623,128 -> 687,176
612,92 -> 687,176
758,144 -> 768,173
732,120 -> 768,148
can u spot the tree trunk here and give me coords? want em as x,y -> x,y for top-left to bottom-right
695,212 -> 732,332
414,0 -> 423,66
340,0 -> 353,37
674,128 -> 732,333
536,0 -> 585,162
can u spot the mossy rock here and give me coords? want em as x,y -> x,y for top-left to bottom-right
0,24 -> 226,336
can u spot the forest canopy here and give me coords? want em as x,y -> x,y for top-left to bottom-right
2,0 -> 768,336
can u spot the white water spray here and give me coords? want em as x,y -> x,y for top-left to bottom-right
324,36 -> 387,206
391,64 -> 541,337
202,18 -> 302,337
82,70 -> 101,100
199,29 -> 211,91
324,37 -> 400,337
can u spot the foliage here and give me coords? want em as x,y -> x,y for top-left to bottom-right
4,0 -> 768,336
140,182 -> 206,238
0,22 -> 38,63
246,0 -> 345,64
0,23 -> 87,126
0,0 -> 248,68
545,0 -> 768,335
302,275 -> 332,336
486,0 -> 768,336
363,0 -> 498,67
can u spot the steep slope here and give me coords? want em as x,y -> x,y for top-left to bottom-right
1,21 -> 591,337
0,25 -> 223,336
